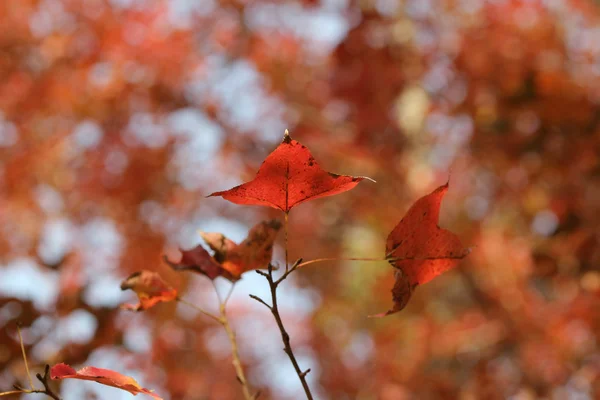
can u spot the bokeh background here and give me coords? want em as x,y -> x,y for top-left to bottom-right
1,0 -> 600,399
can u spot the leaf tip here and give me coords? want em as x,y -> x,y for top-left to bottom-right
282,129 -> 292,143
362,176 -> 377,183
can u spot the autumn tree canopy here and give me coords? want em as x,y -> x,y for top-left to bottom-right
1,0 -> 599,399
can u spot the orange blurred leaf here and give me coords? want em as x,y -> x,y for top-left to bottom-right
120,270 -> 178,312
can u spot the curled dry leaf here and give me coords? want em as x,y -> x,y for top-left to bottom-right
120,270 -> 178,311
373,182 -> 470,317
163,244 -> 235,281
50,363 -> 162,399
166,220 -> 281,280
209,130 -> 371,211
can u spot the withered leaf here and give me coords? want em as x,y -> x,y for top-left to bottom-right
120,270 -> 178,312
163,244 -> 234,281
167,220 -> 281,280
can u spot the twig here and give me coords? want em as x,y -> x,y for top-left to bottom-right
212,281 -> 254,400
249,294 -> 271,310
276,257 -> 302,285
179,286 -> 255,400
219,302 -> 253,400
0,365 -> 62,399
176,297 -> 222,324
16,323 -> 35,390
250,260 -> 314,400
0,390 -> 24,397
36,365 -> 61,400
222,283 -> 235,308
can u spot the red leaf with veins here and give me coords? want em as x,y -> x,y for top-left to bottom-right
374,182 -> 470,317
50,363 -> 162,399
209,130 -> 371,211
166,220 -> 281,280
120,270 -> 177,311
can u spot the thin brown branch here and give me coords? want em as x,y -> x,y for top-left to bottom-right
36,365 -> 61,400
249,294 -> 272,310
255,270 -> 269,278
0,365 -> 62,399
251,262 -> 314,400
275,258 -> 302,285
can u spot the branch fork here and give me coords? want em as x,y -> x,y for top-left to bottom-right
250,258 -> 313,400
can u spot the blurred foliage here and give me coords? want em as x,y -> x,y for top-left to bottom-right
1,0 -> 599,399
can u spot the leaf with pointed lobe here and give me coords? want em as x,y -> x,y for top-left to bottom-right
209,130 -> 372,212
375,182 -> 470,317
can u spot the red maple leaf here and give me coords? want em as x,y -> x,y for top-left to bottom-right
50,363 -> 162,399
166,220 -> 281,280
120,270 -> 178,311
209,130 -> 372,211
373,182 -> 470,317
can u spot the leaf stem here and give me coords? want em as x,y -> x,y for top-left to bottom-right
284,211 -> 289,273
297,257 -> 388,269
297,253 -> 472,269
